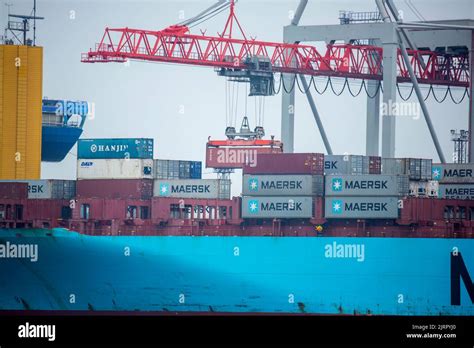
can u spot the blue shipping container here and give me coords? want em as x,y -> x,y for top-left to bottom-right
78,138 -> 154,159
190,161 -> 202,179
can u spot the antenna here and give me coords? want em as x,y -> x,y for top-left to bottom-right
33,0 -> 37,45
4,3 -> 13,15
451,130 -> 469,163
7,1 -> 44,46
3,3 -> 13,43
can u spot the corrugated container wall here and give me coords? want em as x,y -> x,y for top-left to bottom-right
431,163 -> 474,183
241,196 -> 314,218
179,161 -> 191,179
243,153 -> 324,175
154,160 -> 202,179
190,161 -> 202,179
77,179 -> 153,199
381,158 -> 432,181
381,158 -> 405,176
369,156 -> 382,174
324,155 -> 380,175
398,175 -> 410,197
25,199 -> 70,221
0,182 -> 28,199
0,45 -> 43,179
77,159 -> 153,179
242,174 -> 324,196
153,179 -> 231,199
324,175 -> 409,197
77,138 -> 153,159
324,196 -> 399,219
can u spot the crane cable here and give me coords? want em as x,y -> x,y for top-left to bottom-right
179,0 -> 230,28
254,93 -> 258,127
225,80 -> 228,126
404,0 -> 426,21
274,73 -> 469,104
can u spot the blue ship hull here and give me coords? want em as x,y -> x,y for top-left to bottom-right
41,125 -> 83,162
0,228 -> 473,315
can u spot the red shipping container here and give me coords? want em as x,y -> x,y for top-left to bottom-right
77,179 -> 153,199
206,146 -> 282,169
369,156 -> 382,174
25,199 -> 69,220
0,182 -> 28,199
243,153 -> 324,175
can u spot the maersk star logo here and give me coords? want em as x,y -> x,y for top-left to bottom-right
432,167 -> 442,180
332,178 -> 343,192
332,200 -> 343,214
248,178 -> 259,192
159,183 -> 170,196
248,200 -> 259,213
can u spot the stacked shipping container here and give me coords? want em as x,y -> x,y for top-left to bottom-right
242,153 -> 324,218
76,138 -> 154,210
432,163 -> 474,200
243,153 -> 324,175
381,158 -> 432,180
153,160 -> 202,179
324,155 -> 381,175
324,174 -> 405,219
382,158 -> 436,197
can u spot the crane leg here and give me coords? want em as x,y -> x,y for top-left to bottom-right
366,80 -> 380,156
281,74 -> 295,153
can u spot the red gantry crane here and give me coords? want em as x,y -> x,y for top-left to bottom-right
82,0 -> 471,164
81,0 -> 469,89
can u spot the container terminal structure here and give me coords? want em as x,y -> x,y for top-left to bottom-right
41,99 -> 90,162
0,0 -> 474,316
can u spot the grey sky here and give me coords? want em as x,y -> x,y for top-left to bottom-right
1,0 -> 473,196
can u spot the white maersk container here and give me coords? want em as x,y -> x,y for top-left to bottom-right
438,183 -> 474,200
242,174 -> 324,196
242,196 -> 314,219
153,179 -> 231,199
324,196 -> 399,219
77,159 -> 153,180
324,175 -> 408,197
431,163 -> 474,183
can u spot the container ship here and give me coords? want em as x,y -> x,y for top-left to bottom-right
0,0 -> 473,316
1,146 -> 473,315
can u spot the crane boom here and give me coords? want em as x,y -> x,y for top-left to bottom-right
81,1 -> 469,88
